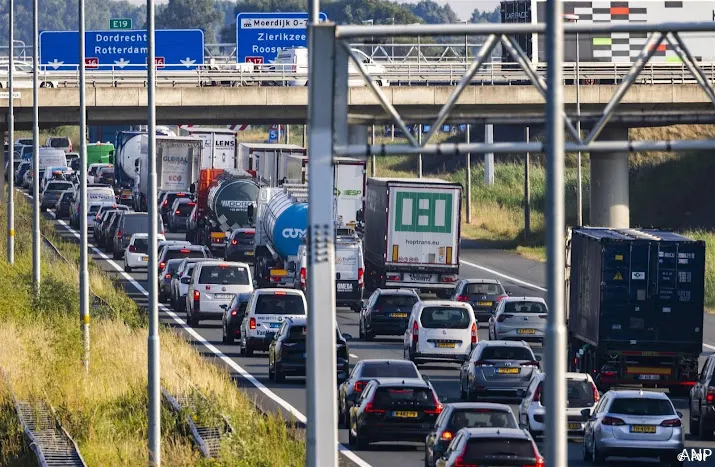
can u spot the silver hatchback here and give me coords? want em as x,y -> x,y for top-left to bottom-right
488,297 -> 547,343
583,390 -> 684,465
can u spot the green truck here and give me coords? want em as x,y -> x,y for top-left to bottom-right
70,143 -> 115,171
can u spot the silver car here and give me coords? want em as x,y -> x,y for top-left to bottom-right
582,390 -> 684,465
488,296 -> 547,343
435,427 -> 543,467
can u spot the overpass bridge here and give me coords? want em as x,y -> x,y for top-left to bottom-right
2,83 -> 715,128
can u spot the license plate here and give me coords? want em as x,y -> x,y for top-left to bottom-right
407,273 -> 436,282
214,294 -> 233,299
390,312 -> 408,318
436,342 -> 455,348
568,423 -> 581,430
638,374 -> 661,381
244,251 -> 254,256
141,256 -> 148,262
269,322 -> 282,328
337,283 -> 353,292
517,329 -> 536,334
496,367 -> 520,374
477,301 -> 493,306
392,411 -> 418,418
630,425 -> 656,433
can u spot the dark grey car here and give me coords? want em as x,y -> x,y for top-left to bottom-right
459,341 -> 541,402
112,212 -> 164,259
451,279 -> 508,322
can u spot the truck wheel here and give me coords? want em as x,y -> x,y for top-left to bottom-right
245,342 -> 254,357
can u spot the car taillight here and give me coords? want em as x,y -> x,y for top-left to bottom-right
162,199 -> 168,207
231,239 -> 237,245
353,381 -> 367,392
231,309 -> 237,316
591,383 -> 600,403
497,313 -> 513,323
165,273 -> 172,280
471,322 -> 477,344
601,370 -> 617,378
175,210 -> 181,215
454,455 -> 477,467
386,273 -> 400,281
496,294 -> 508,303
412,321 -> 418,343
300,267 -> 306,288
424,392 -> 443,415
533,384 -> 542,403
602,416 -> 625,426
249,317 -> 256,330
128,245 -> 136,252
707,387 -> 715,404
440,275 -> 457,283
117,230 -> 122,239
96,214 -> 101,221
159,261 -> 166,271
474,360 -> 493,368
522,360 -> 541,369
193,290 -> 200,300
364,402 -> 385,414
457,295 -> 469,302
661,418 -> 681,427
440,430 -> 453,441
523,451 -> 546,467
358,267 -> 364,286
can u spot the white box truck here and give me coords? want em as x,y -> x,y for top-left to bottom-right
362,177 -> 461,297
237,143 -> 306,184
185,127 -> 237,170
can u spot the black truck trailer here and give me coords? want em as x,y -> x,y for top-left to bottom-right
567,228 -> 705,396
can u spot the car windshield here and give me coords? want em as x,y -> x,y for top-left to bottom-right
88,167 -> 99,176
46,182 -> 72,191
609,398 -> 675,416
479,346 -> 534,361
447,409 -> 518,431
233,231 -> 255,245
198,265 -> 250,285
465,283 -> 505,295
132,238 -> 149,253
463,438 -> 535,460
504,301 -> 547,314
360,362 -> 419,379
49,138 -> 70,148
166,249 -> 207,261
372,387 -> 435,408
175,203 -> 194,216
538,380 -> 596,408
254,294 -> 306,315
60,192 -> 72,201
165,260 -> 183,275
420,307 -> 470,329
88,204 -> 105,214
375,295 -> 419,309
163,193 -> 189,207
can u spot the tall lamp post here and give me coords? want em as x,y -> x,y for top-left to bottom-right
564,13 -> 582,226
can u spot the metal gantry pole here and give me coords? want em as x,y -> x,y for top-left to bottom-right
31,0 -> 40,296
371,124 -> 376,176
484,124 -> 494,185
7,0 -> 15,264
78,0 -> 90,372
306,21 -> 339,467
576,29 -> 583,226
417,125 -> 423,177
465,124 -> 471,223
545,1 -> 567,466
146,0 -> 161,461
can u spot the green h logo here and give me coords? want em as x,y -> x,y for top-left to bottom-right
395,192 -> 453,233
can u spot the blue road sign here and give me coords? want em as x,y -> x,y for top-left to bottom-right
39,29 -> 204,71
268,129 -> 278,143
236,12 -> 327,63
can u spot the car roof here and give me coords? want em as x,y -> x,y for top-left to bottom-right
254,288 -> 303,296
481,340 -> 531,348
503,296 -> 547,304
461,278 -> 502,285
531,372 -> 594,383
165,244 -> 205,250
416,300 -> 471,309
359,359 -> 416,366
445,402 -> 514,411
196,260 -> 250,267
458,427 -> 531,439
376,288 -> 419,295
370,377 -> 431,388
606,390 -> 672,400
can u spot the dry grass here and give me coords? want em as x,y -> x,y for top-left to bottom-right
0,195 -> 304,466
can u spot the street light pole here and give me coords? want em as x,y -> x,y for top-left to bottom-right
7,0 -> 15,265
31,0 -> 40,296
79,0 -> 90,373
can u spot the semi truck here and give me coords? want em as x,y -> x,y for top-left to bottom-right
500,0 -> 715,64
252,184 -> 308,289
566,228 -> 706,396
189,168 -> 260,254
237,143 -> 306,183
361,177 -> 462,297
133,135 -> 202,211
184,127 -> 238,171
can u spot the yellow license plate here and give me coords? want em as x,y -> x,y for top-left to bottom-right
210,232 -> 225,239
392,411 -> 418,418
245,251 -> 254,256
141,257 -> 148,262
630,425 -> 657,433
390,312 -> 408,318
517,329 -> 536,334
497,367 -> 520,374
477,301 -> 493,306
270,269 -> 287,277
568,423 -> 581,430
436,342 -> 455,348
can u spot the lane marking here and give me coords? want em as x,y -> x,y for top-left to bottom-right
460,259 -> 547,292
350,354 -> 359,359
42,205 -> 372,467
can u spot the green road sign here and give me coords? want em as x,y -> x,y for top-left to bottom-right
395,191 -> 453,233
110,18 -> 132,30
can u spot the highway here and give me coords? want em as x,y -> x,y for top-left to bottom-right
42,206 -> 715,467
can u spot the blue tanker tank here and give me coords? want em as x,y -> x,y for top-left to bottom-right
262,192 -> 308,259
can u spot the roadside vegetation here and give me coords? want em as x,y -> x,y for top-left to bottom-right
0,195 -> 304,466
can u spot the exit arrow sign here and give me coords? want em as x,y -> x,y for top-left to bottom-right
110,18 -> 132,29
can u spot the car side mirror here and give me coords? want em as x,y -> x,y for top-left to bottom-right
507,291 -> 513,295
516,388 -> 526,398
252,280 -> 258,289
535,355 -> 542,362
677,411 -> 683,419
360,299 -> 367,309
220,304 -> 228,310
342,333 -> 353,341
266,331 -> 277,341
581,408 -> 592,419
181,277 -> 191,284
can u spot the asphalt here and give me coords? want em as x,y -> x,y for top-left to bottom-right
42,204 -> 715,467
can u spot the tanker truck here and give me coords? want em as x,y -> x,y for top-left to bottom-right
251,184 -> 308,289
188,168 -> 260,254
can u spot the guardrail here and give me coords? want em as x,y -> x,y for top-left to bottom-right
8,61 -> 715,88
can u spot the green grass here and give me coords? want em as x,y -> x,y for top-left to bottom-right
0,195 -> 304,466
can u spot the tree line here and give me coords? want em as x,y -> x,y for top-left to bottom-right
0,0 -> 500,47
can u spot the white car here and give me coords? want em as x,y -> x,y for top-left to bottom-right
170,258 -> 213,312
517,372 -> 599,439
87,163 -> 113,184
404,300 -> 477,365
186,261 -> 254,326
488,296 -> 548,342
124,233 -> 166,272
239,288 -> 307,357
0,59 -> 59,88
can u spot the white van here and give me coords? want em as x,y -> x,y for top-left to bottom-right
297,233 -> 364,311
38,148 -> 67,172
403,300 -> 477,365
272,47 -> 389,87
239,288 -> 307,357
88,163 -> 113,184
185,261 -> 254,326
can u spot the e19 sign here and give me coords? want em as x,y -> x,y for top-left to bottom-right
110,18 -> 132,30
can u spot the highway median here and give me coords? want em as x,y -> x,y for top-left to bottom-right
0,193 -> 305,466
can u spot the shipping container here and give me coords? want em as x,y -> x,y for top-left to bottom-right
185,127 -> 237,171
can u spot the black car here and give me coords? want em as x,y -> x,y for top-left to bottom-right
451,279 -> 509,321
103,211 -> 123,252
689,353 -> 715,439
268,317 -> 351,384
159,191 -> 192,220
221,293 -> 252,344
338,359 -> 422,427
348,378 -> 442,449
158,259 -> 185,303
54,190 -> 74,219
224,228 -> 256,261
424,402 -> 519,467
157,245 -> 212,276
167,198 -> 195,232
359,288 -> 421,340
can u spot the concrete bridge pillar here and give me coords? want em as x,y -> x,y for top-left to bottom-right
589,125 -> 630,228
